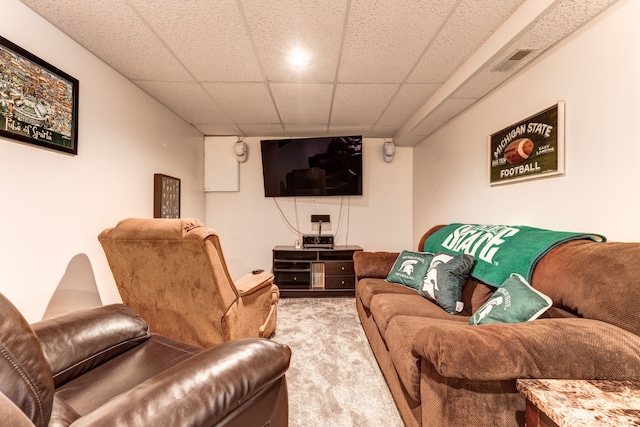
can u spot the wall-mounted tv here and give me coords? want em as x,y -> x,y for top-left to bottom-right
260,136 -> 363,197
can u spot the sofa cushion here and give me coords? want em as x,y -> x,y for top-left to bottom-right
459,277 -> 496,315
370,293 -> 462,338
354,251 -> 401,280
412,318 -> 640,381
385,315 -> 469,402
531,239 -> 640,336
385,251 -> 434,289
419,253 -> 474,314
357,278 -> 418,311
470,274 -> 552,325
54,334 -> 201,416
538,306 -> 578,319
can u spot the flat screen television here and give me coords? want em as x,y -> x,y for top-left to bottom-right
260,136 -> 363,197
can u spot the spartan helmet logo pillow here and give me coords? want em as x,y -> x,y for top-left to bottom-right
385,250 -> 434,290
419,252 -> 475,314
469,273 -> 552,325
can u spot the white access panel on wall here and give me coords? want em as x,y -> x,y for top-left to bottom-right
204,136 -> 239,192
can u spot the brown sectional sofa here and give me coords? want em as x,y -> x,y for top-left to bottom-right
354,224 -> 640,426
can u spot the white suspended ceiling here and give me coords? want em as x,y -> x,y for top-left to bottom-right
20,0 -> 619,146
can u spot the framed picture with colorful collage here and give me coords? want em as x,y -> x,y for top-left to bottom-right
0,35 -> 79,154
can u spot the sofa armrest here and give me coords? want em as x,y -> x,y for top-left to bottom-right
234,271 -> 275,296
32,304 -> 150,387
353,251 -> 399,280
412,318 -> 640,381
70,338 -> 291,427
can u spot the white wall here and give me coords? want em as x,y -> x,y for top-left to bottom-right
205,137 -> 413,279
1,0 -> 205,321
413,0 -> 640,244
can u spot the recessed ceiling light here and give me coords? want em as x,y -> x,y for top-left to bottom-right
289,50 -> 308,68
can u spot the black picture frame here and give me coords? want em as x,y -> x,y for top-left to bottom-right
0,35 -> 79,155
154,174 -> 181,219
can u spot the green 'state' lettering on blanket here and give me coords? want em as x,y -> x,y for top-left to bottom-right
441,225 -> 520,264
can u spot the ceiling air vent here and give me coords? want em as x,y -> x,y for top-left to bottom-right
493,49 -> 534,72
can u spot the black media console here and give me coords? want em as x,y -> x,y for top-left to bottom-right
271,245 -> 363,297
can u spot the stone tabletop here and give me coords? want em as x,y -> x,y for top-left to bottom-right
517,379 -> 640,427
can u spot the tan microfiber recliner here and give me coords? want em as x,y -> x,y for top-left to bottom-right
98,218 -> 279,348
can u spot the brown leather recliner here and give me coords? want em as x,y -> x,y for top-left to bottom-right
0,292 -> 291,427
98,218 -> 279,348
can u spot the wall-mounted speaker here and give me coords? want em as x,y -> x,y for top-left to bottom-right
234,139 -> 247,162
383,140 -> 395,163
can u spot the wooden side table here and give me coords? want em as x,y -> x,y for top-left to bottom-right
517,379 -> 640,427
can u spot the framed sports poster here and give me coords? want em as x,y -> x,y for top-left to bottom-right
0,35 -> 79,155
488,101 -> 565,185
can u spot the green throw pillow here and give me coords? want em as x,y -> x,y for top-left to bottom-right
418,252 -> 474,314
385,250 -> 434,290
469,273 -> 552,325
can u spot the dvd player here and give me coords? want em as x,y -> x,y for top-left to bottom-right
302,234 -> 334,249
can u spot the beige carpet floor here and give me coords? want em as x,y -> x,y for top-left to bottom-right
272,297 -> 403,427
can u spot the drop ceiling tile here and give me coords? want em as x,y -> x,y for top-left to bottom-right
339,0 -> 457,83
377,84 -> 441,126
21,0 -> 192,81
195,124 -> 242,136
242,0 -> 346,83
282,125 -> 331,136
455,0 -> 619,100
521,1 -> 618,69
270,83 -> 334,125
238,124 -> 286,136
20,0 -> 621,140
202,83 -> 279,124
412,98 -> 476,136
513,0 -> 619,53
370,125 -> 401,138
408,0 -> 526,83
331,84 -> 399,125
135,81 -> 233,125
394,133 -> 427,147
129,0 -> 263,81
327,125 -> 373,136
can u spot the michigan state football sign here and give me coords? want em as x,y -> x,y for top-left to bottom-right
489,102 -> 564,185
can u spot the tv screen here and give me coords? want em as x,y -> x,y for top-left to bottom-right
260,136 -> 363,197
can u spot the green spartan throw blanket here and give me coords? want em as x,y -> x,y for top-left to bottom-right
423,224 -> 606,287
